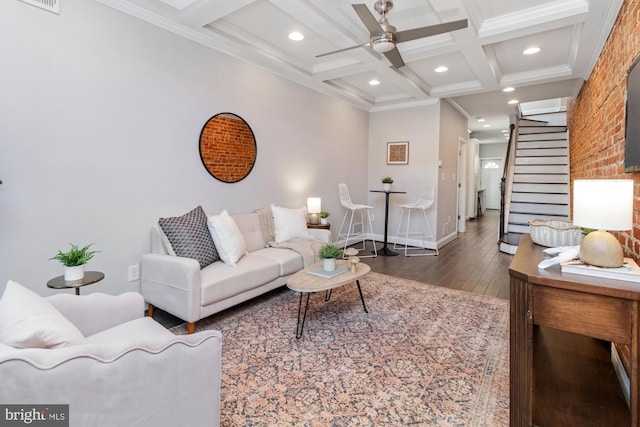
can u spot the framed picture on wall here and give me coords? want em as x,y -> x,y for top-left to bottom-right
387,141 -> 409,165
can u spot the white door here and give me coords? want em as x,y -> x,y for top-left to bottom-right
481,158 -> 502,210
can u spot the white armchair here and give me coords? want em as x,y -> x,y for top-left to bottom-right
0,291 -> 222,427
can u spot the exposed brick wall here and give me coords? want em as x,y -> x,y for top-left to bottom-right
568,0 -> 640,258
200,115 -> 256,183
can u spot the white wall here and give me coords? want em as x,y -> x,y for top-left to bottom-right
367,102 -> 440,244
439,101 -> 469,240
0,1 -> 368,295
480,142 -> 508,159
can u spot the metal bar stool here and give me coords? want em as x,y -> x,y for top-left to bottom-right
393,184 -> 438,256
337,183 -> 377,258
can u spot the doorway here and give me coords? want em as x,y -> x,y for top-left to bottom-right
480,158 -> 502,210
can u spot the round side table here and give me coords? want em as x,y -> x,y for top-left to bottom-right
47,271 -> 105,295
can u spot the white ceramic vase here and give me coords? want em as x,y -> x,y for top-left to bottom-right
383,183 -> 392,192
320,218 -> 328,225
64,265 -> 85,281
322,258 -> 336,272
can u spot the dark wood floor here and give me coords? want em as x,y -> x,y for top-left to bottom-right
364,209 -> 511,299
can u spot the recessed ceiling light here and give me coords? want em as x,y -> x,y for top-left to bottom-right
477,118 -> 485,122
502,87 -> 515,92
501,129 -> 508,133
434,66 -> 448,73
288,32 -> 304,41
508,99 -> 519,105
483,124 -> 491,128
369,79 -> 380,86
523,47 -> 540,55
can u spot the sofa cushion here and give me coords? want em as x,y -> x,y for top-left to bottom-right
84,317 -> 175,347
270,204 -> 312,243
207,210 -> 247,267
0,281 -> 84,349
253,248 -> 304,276
158,206 -> 219,268
200,254 -> 280,304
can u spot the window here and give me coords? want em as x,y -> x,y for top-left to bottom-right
483,162 -> 499,169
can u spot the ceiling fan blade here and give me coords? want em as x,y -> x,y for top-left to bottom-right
395,19 -> 468,44
384,47 -> 405,68
315,42 -> 370,58
352,3 -> 384,36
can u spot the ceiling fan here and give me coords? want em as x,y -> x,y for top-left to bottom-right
316,1 -> 468,68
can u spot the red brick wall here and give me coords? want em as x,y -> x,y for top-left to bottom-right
200,115 -> 256,183
568,0 -> 640,257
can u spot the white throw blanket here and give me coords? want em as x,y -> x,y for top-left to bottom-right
254,206 -> 323,266
268,238 -> 324,267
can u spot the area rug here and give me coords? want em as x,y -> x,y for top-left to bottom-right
171,272 -> 509,426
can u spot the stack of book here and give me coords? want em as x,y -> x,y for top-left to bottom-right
560,257 -> 640,283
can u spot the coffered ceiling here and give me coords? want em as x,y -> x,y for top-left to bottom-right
98,0 -> 623,143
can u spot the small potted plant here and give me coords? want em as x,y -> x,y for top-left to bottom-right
319,211 -> 330,225
50,243 -> 98,281
382,176 -> 394,192
318,243 -> 342,271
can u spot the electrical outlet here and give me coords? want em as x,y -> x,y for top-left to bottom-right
128,264 -> 140,282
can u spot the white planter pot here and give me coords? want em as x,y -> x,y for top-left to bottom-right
64,265 -> 85,282
320,218 -> 328,225
322,258 -> 336,272
383,183 -> 392,192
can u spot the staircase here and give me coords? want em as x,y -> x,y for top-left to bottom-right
499,114 -> 570,254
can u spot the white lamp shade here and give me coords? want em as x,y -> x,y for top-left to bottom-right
573,179 -> 634,230
307,197 -> 321,214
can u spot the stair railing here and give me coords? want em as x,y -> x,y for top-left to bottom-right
499,123 -> 516,244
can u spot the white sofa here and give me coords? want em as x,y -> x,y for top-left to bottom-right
141,211 -> 331,333
0,291 -> 222,427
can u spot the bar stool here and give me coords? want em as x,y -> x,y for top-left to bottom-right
394,184 -> 438,256
337,183 -> 377,258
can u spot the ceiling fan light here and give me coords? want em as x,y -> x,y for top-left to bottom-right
372,41 -> 395,53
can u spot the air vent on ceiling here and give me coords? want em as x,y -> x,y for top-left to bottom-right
19,0 -> 59,14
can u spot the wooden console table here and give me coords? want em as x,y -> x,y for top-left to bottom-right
509,234 -> 639,426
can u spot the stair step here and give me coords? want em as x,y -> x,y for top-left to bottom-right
518,126 -> 567,134
517,148 -> 568,157
510,202 -> 569,216
508,223 -> 530,234
519,118 -> 548,126
513,174 -> 569,184
518,133 -> 568,142
515,164 -> 569,174
512,183 -> 569,193
509,213 -> 568,224
518,140 -> 568,150
515,156 -> 568,166
511,192 -> 568,204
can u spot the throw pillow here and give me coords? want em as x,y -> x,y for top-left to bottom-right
270,204 -> 312,243
207,210 -> 247,267
158,206 -> 219,268
0,281 -> 84,349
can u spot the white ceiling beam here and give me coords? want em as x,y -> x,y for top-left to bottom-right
178,0 -> 256,28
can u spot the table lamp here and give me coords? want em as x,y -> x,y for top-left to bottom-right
307,197 -> 321,225
572,179 -> 634,268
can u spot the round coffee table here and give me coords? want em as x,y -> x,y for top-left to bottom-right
47,271 -> 105,295
287,260 -> 370,338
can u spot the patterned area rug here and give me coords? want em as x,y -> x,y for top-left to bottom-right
171,272 -> 509,426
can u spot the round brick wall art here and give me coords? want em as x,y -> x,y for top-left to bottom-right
199,113 -> 257,183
